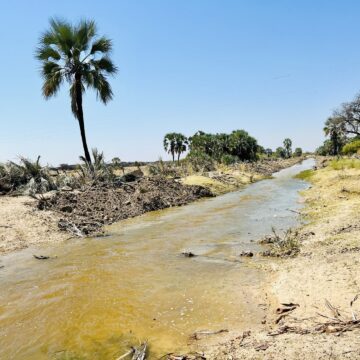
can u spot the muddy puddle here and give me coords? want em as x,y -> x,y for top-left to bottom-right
0,159 -> 314,359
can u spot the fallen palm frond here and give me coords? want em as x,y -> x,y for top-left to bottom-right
0,156 -> 56,195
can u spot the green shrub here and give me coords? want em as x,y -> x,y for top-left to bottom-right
342,140 -> 360,155
185,151 -> 215,172
220,154 -> 238,165
293,147 -> 303,157
329,158 -> 360,170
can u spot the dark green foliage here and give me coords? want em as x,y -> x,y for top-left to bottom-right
188,129 -> 258,163
275,147 -> 286,158
342,139 -> 360,155
293,147 -> 303,157
186,150 -> 215,172
36,18 -> 117,163
283,138 -> 292,158
221,154 -> 238,165
163,133 -> 188,163
323,117 -> 346,155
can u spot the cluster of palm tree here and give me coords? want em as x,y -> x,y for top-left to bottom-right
163,131 -> 302,165
317,93 -> 360,155
163,133 -> 189,163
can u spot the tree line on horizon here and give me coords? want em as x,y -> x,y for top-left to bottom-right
163,131 -> 302,165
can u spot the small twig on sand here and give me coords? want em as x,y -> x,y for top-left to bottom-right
116,348 -> 135,360
190,329 -> 228,340
33,255 -> 50,260
286,208 -> 301,214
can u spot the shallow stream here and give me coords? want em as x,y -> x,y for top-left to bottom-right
0,159 -> 314,359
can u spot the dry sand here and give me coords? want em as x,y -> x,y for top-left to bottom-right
0,196 -> 67,254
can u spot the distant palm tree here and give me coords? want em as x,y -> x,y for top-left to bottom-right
283,138 -> 292,158
36,18 -> 117,164
174,134 -> 188,163
164,133 -> 188,163
323,117 -> 346,155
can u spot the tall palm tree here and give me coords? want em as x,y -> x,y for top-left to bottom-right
163,133 -> 177,162
174,134 -> 188,163
283,138 -> 292,158
323,117 -> 345,155
36,18 -> 117,164
164,133 -> 188,163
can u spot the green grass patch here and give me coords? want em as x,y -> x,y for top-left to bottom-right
294,169 -> 314,180
329,158 -> 360,170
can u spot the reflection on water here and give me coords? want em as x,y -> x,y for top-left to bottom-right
0,159 -> 314,359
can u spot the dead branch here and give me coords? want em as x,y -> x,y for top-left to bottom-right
116,348 -> 135,360
190,329 -> 228,340
132,342 -> 147,360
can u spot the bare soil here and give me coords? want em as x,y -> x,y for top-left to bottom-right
0,196 -> 67,254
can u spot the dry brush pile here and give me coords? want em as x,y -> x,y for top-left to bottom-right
39,176 -> 213,236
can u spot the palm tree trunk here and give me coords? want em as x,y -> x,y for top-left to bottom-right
177,152 -> 180,164
172,152 -> 175,162
75,74 -> 92,164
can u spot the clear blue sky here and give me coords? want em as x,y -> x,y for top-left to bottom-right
1,0 -> 360,165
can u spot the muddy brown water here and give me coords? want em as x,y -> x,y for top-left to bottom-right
0,159 -> 314,359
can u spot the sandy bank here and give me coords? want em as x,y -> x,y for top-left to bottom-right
203,160 -> 360,359
0,196 -> 67,254
182,157 -> 304,195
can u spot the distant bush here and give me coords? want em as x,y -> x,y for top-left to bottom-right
293,147 -> 303,157
275,147 -> 286,158
185,150 -> 215,173
315,140 -> 333,156
148,157 -> 179,177
342,140 -> 360,155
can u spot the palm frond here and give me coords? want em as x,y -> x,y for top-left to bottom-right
48,18 -> 74,58
36,46 -> 61,61
90,37 -> 113,55
88,72 -> 113,104
42,62 -> 63,97
90,57 -> 117,74
75,19 -> 97,52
